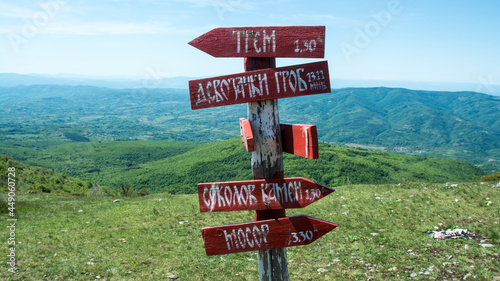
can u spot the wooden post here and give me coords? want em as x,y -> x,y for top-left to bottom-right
190,26 -> 335,280
245,57 -> 289,281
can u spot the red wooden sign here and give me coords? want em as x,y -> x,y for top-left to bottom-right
198,177 -> 334,212
239,118 -> 254,152
189,61 -> 330,110
188,26 -> 325,58
281,124 -> 319,159
201,215 -> 337,256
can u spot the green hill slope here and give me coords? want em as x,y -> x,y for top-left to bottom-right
21,140 -> 202,187
116,138 -> 484,194
1,85 -> 498,172
1,139 -> 484,194
0,155 -> 105,195
280,88 -> 500,173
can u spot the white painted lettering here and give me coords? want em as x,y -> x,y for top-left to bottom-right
221,79 -> 230,99
217,185 -> 225,208
203,187 -> 214,211
233,185 -> 247,206
245,227 -> 254,248
287,181 -> 294,201
202,183 -> 262,211
259,73 -> 269,96
237,228 -> 246,249
276,68 -> 314,95
233,30 -> 242,53
215,79 -> 230,102
205,81 -> 214,103
248,185 -> 257,206
310,81 -> 327,91
252,225 -> 262,247
297,68 -> 307,92
232,77 -> 246,100
253,31 -> 261,53
224,185 -> 233,206
213,80 -> 222,102
288,70 -> 297,93
262,30 -> 276,53
281,71 -> 289,93
223,224 -> 270,251
274,72 -> 281,94
261,224 -> 269,244
224,229 -> 237,250
232,29 -> 276,54
196,83 -> 208,105
245,30 -> 252,53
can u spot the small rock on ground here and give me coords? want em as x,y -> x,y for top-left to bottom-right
166,273 -> 179,279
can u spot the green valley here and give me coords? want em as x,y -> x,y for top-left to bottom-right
1,85 -> 498,174
0,84 -> 498,280
1,138 -> 485,195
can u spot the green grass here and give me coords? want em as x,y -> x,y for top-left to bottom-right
1,182 -> 498,280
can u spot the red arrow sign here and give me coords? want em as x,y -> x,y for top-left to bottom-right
239,118 -> 254,152
189,26 -> 325,58
189,61 -> 330,110
201,215 -> 337,256
281,124 -> 319,159
198,177 -> 334,212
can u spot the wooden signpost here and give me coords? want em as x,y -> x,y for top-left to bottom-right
239,118 -> 254,152
188,26 -> 325,58
188,25 -> 336,281
281,124 -> 319,159
188,61 -> 330,110
240,120 -> 319,158
201,215 -> 337,256
198,177 -> 334,212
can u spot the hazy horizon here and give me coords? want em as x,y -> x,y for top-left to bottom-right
1,0 -> 499,96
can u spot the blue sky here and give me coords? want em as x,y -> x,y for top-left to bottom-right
1,0 -> 499,92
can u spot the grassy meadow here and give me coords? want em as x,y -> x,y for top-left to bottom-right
1,181 -> 499,280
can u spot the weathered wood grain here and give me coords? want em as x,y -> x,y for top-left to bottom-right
239,118 -> 255,152
201,215 -> 337,256
188,26 -> 325,58
197,177 -> 334,212
189,61 -> 330,110
281,124 -> 319,159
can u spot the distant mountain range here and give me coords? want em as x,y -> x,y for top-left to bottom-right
1,73 -> 499,96
281,88 -> 500,173
0,83 -> 499,174
0,73 -> 193,89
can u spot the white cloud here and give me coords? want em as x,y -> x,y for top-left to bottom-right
0,3 -> 37,19
0,20 -> 194,36
46,22 -> 171,35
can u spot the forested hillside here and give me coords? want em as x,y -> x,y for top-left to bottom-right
0,154 -> 106,195
1,139 -> 484,194
1,85 -> 498,173
280,88 -> 499,173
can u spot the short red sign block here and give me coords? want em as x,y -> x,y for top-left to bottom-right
239,118 -> 254,152
201,215 -> 337,256
198,177 -> 334,212
189,61 -> 330,110
188,26 -> 325,58
281,124 -> 319,159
